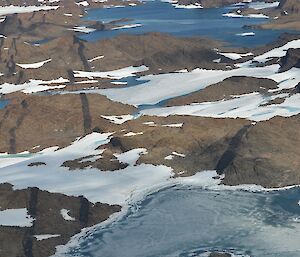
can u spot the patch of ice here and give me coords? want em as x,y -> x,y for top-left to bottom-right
0,208 -> 34,227
0,5 -> 59,16
34,234 -> 60,241
0,133 -> 173,205
236,32 -> 255,36
88,55 -> 104,62
101,115 -> 135,124
247,1 -> 280,10
73,65 -> 149,80
218,52 -> 253,60
123,132 -> 144,137
0,77 -> 69,94
96,64 -> 279,106
162,123 -> 183,128
114,148 -> 147,166
17,59 -> 52,69
60,209 -> 75,221
111,24 -> 142,30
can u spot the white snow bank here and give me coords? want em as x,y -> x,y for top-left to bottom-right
73,66 -> 149,80
123,132 -> 144,137
0,77 -> 69,94
114,148 -> 147,166
17,59 -> 52,69
218,52 -> 253,60
0,5 -> 59,16
141,91 -> 300,122
223,12 -> 269,18
70,26 -> 96,33
101,115 -> 135,124
0,208 -> 34,227
172,3 -> 203,9
96,64 -> 279,106
0,133 -> 173,205
34,234 -> 60,241
60,209 -> 75,221
248,1 -> 280,10
162,123 -> 183,128
111,24 -> 142,30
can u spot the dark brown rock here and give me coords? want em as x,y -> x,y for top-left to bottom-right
0,184 -> 121,257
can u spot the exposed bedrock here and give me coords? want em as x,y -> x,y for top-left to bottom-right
279,48 -> 300,72
98,113 -> 300,188
279,0 -> 300,14
222,115 -> 300,187
0,94 -> 136,153
0,183 -> 121,257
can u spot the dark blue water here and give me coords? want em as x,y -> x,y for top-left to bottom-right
63,186 -> 300,257
0,99 -> 9,109
81,1 -> 291,47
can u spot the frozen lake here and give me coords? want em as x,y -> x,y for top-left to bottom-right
64,185 -> 300,257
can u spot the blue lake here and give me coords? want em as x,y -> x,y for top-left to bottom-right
64,186 -> 300,257
81,1 -> 293,47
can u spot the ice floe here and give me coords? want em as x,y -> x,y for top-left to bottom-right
172,3 -> 203,9
111,24 -> 142,30
223,13 -> 269,19
236,32 -> 255,37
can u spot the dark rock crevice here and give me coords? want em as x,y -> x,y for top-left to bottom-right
215,124 -> 252,175
74,36 -> 91,72
79,196 -> 89,227
9,99 -> 29,153
79,93 -> 92,134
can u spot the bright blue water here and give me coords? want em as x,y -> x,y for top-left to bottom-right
64,186 -> 300,257
81,1 -> 293,47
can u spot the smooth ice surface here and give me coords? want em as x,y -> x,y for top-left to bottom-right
60,186 -> 300,257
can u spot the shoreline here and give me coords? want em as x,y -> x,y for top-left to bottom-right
52,169 -> 300,256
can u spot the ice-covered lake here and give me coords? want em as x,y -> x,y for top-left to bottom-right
63,186 -> 300,257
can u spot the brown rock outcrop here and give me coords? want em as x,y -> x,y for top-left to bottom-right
0,183 -> 121,257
